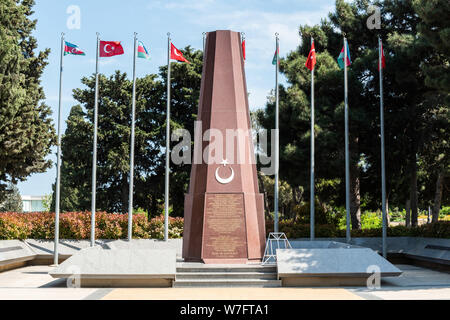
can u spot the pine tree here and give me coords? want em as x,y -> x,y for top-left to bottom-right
0,182 -> 23,212
256,0 -> 446,228
0,0 -> 56,201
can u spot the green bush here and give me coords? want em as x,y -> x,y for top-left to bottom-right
0,212 -> 184,240
1,212 -> 449,240
338,211 -> 382,230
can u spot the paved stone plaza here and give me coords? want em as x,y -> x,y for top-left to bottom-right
0,264 -> 449,300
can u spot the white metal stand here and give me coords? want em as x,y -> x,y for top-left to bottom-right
262,232 -> 292,265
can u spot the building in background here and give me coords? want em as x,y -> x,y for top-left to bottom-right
21,195 -> 46,212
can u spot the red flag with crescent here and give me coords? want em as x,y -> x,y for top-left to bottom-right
305,41 -> 317,71
99,41 -> 124,57
170,43 -> 190,64
378,42 -> 386,71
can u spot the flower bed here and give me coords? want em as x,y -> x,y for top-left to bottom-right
0,212 -> 183,240
0,212 -> 448,240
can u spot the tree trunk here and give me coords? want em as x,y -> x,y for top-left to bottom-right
122,175 -> 129,214
410,157 -> 418,227
257,173 -> 270,217
432,169 -> 444,223
405,199 -> 411,227
385,195 -> 390,226
150,193 -> 157,220
350,148 -> 361,230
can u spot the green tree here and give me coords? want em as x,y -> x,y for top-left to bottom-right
0,182 -> 23,212
256,0 -> 447,229
0,0 -> 56,202
56,47 -> 202,216
412,0 -> 449,221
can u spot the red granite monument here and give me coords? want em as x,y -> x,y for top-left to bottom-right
182,30 -> 266,264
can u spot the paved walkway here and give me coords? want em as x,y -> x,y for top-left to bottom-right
0,264 -> 449,300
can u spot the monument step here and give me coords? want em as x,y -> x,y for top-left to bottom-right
173,279 -> 282,288
176,265 -> 276,274
176,272 -> 278,280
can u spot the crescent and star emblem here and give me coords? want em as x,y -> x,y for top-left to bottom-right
215,159 -> 235,185
174,49 -> 182,57
104,44 -> 114,54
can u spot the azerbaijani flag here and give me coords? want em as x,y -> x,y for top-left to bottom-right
137,41 -> 150,60
64,42 -> 85,56
337,40 -> 351,69
272,47 -> 279,65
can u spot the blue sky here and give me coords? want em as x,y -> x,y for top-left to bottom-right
18,0 -> 335,196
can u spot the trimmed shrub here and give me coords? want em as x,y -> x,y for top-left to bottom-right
0,212 -> 449,240
0,212 -> 184,240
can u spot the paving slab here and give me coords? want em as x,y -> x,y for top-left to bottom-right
101,287 -> 363,300
0,265 -> 63,288
0,288 -> 98,300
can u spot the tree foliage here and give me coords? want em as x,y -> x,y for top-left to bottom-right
0,182 -> 23,212
256,0 -> 448,227
0,0 -> 56,201
56,47 -> 202,215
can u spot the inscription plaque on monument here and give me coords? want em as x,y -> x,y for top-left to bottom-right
203,194 -> 247,260
182,30 -> 266,264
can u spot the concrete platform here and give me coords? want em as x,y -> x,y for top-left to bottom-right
0,240 -> 36,272
25,239 -> 110,264
291,237 -> 450,268
105,239 -> 183,259
49,247 -> 176,288
277,246 -> 402,287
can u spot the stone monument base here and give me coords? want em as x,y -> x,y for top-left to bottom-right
183,192 -> 265,264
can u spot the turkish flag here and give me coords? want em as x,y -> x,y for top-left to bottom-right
170,43 -> 190,64
242,40 -> 246,60
305,41 -> 317,71
99,41 -> 124,57
378,42 -> 386,71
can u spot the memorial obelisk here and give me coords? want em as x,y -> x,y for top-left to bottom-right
183,30 -> 266,264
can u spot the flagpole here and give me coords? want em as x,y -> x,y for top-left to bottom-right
310,37 -> 315,241
379,36 -> 387,258
202,32 -> 206,53
164,33 -> 171,242
274,32 -> 280,233
128,33 -> 138,241
91,33 -> 100,247
344,35 -> 351,243
54,32 -> 65,265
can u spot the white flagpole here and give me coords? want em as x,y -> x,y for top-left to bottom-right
91,33 -> 100,247
379,36 -> 387,258
128,33 -> 138,241
310,37 -> 315,241
274,32 -> 280,233
54,32 -> 65,265
202,32 -> 206,53
164,33 -> 171,242
344,35 -> 351,243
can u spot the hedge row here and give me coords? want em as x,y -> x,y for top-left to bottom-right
266,219 -> 450,238
0,212 -> 449,240
0,212 -> 183,240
